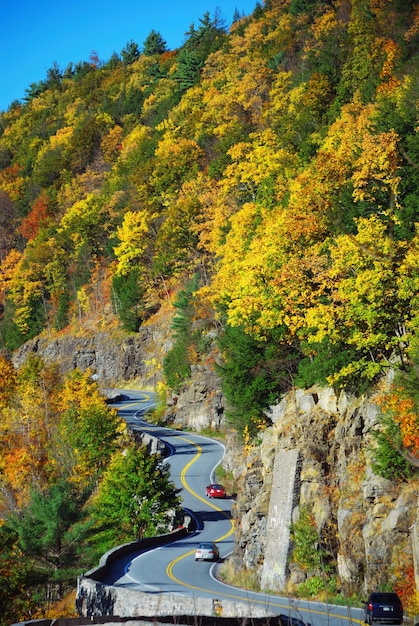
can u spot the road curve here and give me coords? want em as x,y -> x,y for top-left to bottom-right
104,390 -> 364,626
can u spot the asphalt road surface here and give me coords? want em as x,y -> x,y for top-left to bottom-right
102,389 -> 364,626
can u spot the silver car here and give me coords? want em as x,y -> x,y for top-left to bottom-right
195,541 -> 220,561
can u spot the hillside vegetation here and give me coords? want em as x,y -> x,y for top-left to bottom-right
1,0 -> 419,620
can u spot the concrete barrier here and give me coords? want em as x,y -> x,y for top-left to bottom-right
82,525 -> 190,582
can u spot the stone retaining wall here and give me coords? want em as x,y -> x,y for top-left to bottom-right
77,577 -> 280,618
261,448 -> 300,591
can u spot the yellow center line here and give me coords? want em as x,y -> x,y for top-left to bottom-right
178,436 -> 235,535
120,392 -> 153,408
166,550 -> 360,621
119,410 -> 362,622
166,436 -> 233,588
165,437 -> 364,622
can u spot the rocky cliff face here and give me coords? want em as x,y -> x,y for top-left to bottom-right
13,318 -> 418,598
12,311 -> 173,388
225,384 -> 418,597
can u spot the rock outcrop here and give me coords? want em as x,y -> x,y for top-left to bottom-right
226,384 -> 418,596
165,364 -> 225,431
12,315 -> 172,388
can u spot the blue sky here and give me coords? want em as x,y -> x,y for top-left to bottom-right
0,0 -> 258,112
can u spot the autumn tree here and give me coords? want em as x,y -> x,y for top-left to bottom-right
0,356 -> 60,508
100,125 -> 123,163
20,192 -> 52,241
303,215 -> 408,389
2,237 -> 55,347
150,135 -> 204,197
373,337 -> 419,480
302,7 -> 347,87
372,387 -> 414,481
0,190 -> 18,257
153,179 -> 203,277
111,209 -> 154,330
0,356 -> 17,407
54,369 -> 124,487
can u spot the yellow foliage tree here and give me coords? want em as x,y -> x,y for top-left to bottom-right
100,124 -> 123,163
113,209 -> 154,277
55,369 -> 125,486
304,215 -> 408,385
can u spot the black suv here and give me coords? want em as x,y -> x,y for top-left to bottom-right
364,592 -> 403,624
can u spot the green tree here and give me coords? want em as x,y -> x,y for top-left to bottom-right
92,440 -> 181,546
143,30 -> 168,56
371,415 -> 413,481
45,62 -> 63,90
216,324 -> 287,437
9,479 -> 88,598
0,525 -> 38,626
163,276 -> 199,392
175,11 -> 227,91
175,48 -> 203,91
24,80 -> 47,102
289,505 -> 328,572
289,0 -> 323,17
121,40 -> 141,65
67,114 -> 104,173
112,267 -> 145,331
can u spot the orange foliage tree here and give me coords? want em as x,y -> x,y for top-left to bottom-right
378,384 -> 419,466
20,192 -> 52,241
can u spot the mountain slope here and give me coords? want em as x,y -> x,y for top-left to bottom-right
1,0 -> 419,618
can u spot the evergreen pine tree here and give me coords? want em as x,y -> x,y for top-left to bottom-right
143,30 -> 168,55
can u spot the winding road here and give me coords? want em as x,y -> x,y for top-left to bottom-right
103,389 -> 364,626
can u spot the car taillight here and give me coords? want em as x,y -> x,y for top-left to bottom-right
368,604 -> 373,611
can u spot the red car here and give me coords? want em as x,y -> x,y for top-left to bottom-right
206,483 -> 226,498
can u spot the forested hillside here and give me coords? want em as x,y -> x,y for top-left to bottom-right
1,0 -> 419,620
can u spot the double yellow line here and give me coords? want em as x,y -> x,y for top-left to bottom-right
165,437 -> 364,623
166,436 -> 235,588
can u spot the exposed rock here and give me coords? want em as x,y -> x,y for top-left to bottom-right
166,365 -> 225,431
12,316 -> 172,388
219,386 -> 419,596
